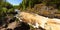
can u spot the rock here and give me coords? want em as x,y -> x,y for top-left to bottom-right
17,12 -> 60,30
14,22 -> 30,30
7,21 -> 19,29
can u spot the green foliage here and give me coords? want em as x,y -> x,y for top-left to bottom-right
19,0 -> 60,10
19,0 -> 42,10
0,0 -> 14,22
2,7 -> 7,13
7,8 -> 14,13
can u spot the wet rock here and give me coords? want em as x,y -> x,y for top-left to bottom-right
9,17 -> 16,23
14,22 -> 30,30
6,28 -> 12,30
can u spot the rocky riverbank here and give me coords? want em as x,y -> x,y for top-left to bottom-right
0,12 -> 60,30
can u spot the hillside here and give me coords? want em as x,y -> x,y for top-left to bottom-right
19,0 -> 60,19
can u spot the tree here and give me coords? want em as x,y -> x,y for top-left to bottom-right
19,0 -> 43,9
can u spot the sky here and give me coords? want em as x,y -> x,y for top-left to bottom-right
6,0 -> 22,5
